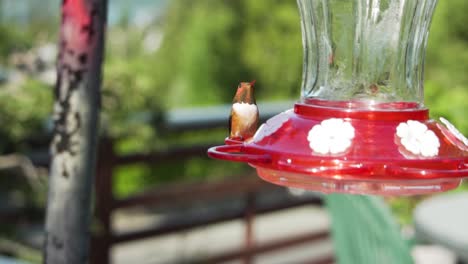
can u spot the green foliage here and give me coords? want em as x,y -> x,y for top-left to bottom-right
0,0 -> 466,201
155,0 -> 467,120
0,25 -> 33,61
153,0 -> 246,107
102,46 -> 164,145
114,156 -> 247,198
425,0 -> 468,134
242,1 -> 302,99
0,79 -> 52,151
153,0 -> 303,106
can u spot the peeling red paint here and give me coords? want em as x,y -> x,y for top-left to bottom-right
61,0 -> 92,49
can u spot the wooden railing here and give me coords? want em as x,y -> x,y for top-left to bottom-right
90,138 -> 333,264
21,102 -> 332,263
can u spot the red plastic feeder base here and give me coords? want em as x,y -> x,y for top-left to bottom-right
255,168 -> 462,196
208,101 -> 468,196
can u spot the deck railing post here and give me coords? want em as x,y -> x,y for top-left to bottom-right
244,192 -> 256,264
91,138 -> 115,264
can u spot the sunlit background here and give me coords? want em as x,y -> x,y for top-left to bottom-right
0,0 -> 466,263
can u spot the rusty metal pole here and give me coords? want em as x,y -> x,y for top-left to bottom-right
43,0 -> 107,263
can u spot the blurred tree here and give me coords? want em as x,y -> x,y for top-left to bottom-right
1,0 -> 465,151
0,80 -> 52,152
155,0 -> 466,128
152,0 -> 245,107
153,0 -> 302,107
0,25 -> 32,61
241,0 -> 302,99
0,0 -> 466,199
425,0 -> 468,134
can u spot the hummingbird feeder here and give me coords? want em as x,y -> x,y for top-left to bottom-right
208,0 -> 468,195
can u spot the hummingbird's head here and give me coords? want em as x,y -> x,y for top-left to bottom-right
233,80 -> 256,104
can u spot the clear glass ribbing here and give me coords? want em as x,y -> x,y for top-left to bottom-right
297,0 -> 438,108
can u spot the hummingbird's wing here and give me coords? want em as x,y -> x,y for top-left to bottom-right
228,110 -> 232,135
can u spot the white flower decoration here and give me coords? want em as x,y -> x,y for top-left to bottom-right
308,118 -> 355,155
440,117 -> 468,147
253,109 -> 292,143
396,120 -> 440,157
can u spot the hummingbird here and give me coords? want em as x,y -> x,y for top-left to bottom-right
229,81 -> 259,141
